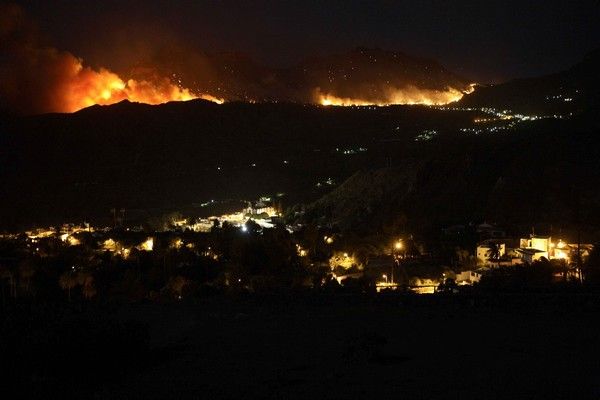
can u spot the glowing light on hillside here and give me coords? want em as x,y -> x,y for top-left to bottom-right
59,233 -> 80,246
103,239 -> 117,251
317,84 -> 476,107
198,94 -> 225,104
329,251 -> 359,270
26,229 -> 55,239
296,244 -> 308,257
58,60 -> 225,112
139,238 -> 154,251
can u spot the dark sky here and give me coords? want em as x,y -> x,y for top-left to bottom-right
12,0 -> 600,82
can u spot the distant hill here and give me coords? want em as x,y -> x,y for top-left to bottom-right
3,50 -> 600,232
287,47 -> 470,103
302,115 -> 600,235
142,47 -> 471,103
459,49 -> 600,115
133,47 -> 600,109
0,100 -> 480,230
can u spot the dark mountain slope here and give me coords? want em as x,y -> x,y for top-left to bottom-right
0,100 -> 480,230
302,116 -> 600,235
288,47 -> 470,102
459,49 -> 600,115
138,47 -> 470,103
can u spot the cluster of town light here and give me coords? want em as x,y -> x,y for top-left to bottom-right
12,213 -> 594,297
328,252 -> 357,270
296,244 -> 308,257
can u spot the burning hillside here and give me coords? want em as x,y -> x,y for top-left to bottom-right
0,6 -> 473,114
0,4 -> 221,114
299,48 -> 474,106
317,84 -> 475,106
27,55 -> 223,113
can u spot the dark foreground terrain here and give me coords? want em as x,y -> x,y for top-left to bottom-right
3,294 -> 600,399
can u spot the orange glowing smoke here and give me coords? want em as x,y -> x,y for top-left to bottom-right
0,4 -> 223,114
317,84 -> 476,107
59,58 -> 223,113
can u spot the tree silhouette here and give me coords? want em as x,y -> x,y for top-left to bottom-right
166,275 -> 190,299
584,244 -> 600,285
0,264 -> 15,304
59,270 -> 78,302
487,242 -> 501,263
18,259 -> 35,296
78,271 -> 97,299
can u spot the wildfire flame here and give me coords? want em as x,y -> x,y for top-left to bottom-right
317,84 -> 476,107
59,58 -> 223,113
0,3 -> 224,114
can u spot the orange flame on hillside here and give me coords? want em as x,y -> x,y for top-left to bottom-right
59,58 -> 223,113
0,3 -> 224,114
317,84 -> 476,107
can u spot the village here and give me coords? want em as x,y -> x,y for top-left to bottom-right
1,194 -> 594,301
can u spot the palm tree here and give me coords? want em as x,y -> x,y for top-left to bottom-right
167,275 -> 190,299
0,264 -> 13,306
488,243 -> 501,263
59,271 -> 78,302
18,260 -> 35,296
82,280 -> 97,299
78,271 -> 97,299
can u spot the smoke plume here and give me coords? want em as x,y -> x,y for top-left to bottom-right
0,4 -> 217,115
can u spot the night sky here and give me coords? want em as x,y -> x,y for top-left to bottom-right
9,0 -> 600,82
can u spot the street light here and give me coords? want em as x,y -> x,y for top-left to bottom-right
382,274 -> 388,284
392,240 -> 404,285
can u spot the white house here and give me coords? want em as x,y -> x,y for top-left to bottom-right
455,270 -> 482,285
516,248 -> 548,264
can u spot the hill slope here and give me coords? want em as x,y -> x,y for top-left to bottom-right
129,47 -> 470,104
0,100 -> 479,229
302,115 -> 600,234
459,50 -> 600,115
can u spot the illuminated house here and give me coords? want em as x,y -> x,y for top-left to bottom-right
246,200 -> 276,216
455,270 -> 482,285
553,240 -> 570,260
516,248 -> 548,264
409,278 -> 439,294
516,235 -> 593,264
517,236 -> 551,263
